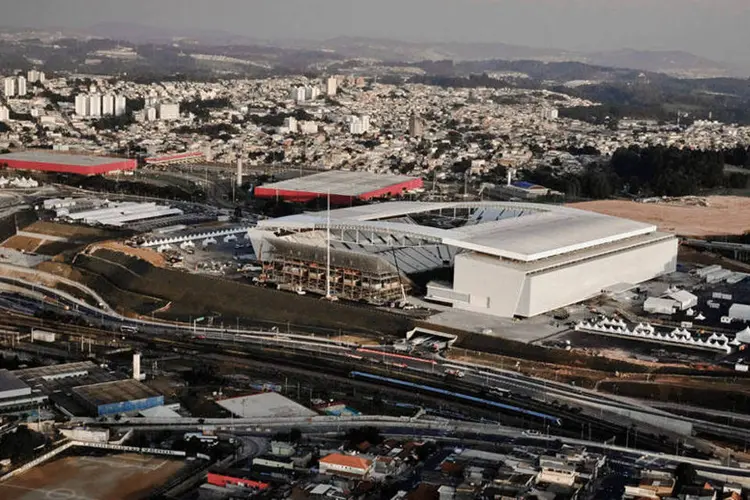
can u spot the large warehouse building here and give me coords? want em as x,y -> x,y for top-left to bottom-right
72,379 -> 164,416
0,151 -> 137,175
254,170 -> 423,204
249,201 -> 678,318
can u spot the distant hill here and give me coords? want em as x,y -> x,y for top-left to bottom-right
307,37 -> 740,78
2,22 -> 743,78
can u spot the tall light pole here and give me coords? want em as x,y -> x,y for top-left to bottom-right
325,190 -> 331,300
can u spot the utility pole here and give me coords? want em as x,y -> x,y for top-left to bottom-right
325,190 -> 331,300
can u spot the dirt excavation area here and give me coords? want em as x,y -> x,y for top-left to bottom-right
0,454 -> 184,500
569,196 -> 750,237
86,241 -> 167,267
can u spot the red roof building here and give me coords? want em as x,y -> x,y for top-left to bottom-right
0,152 -> 136,175
207,472 -> 270,490
255,170 -> 423,204
145,151 -> 205,166
319,453 -> 373,477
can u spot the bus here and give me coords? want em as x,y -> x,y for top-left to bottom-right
120,325 -> 139,334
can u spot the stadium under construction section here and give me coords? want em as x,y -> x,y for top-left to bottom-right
249,201 -> 678,317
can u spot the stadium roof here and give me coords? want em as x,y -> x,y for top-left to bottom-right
257,170 -> 421,198
257,201 -> 658,263
0,151 -> 130,167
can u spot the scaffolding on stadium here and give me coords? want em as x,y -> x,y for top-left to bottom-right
259,239 -> 410,304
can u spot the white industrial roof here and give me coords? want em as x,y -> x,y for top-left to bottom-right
216,392 -> 317,419
259,170 -> 419,197
258,201 -> 658,263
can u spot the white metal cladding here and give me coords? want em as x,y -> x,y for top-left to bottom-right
258,201 -> 658,263
452,235 -> 678,318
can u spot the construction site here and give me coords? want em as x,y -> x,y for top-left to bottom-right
259,238 -> 410,304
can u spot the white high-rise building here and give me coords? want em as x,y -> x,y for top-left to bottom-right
409,114 -> 424,137
75,94 -> 89,117
326,76 -> 338,97
89,94 -> 102,117
290,86 -> 306,103
283,116 -> 298,133
16,76 -> 27,96
0,106 -> 9,122
541,107 -> 559,121
102,94 -> 115,116
349,115 -> 370,135
27,70 -> 45,83
3,77 -> 16,97
305,86 -> 319,101
114,95 -> 127,117
158,103 -> 180,120
146,107 -> 158,122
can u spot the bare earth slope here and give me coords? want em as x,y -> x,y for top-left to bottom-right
569,196 -> 750,237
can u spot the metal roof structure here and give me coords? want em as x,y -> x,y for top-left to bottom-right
258,171 -> 420,197
216,392 -> 317,419
255,171 -> 423,202
0,151 -> 136,175
71,379 -> 162,407
62,201 -> 183,227
0,152 -> 128,166
0,369 -> 31,399
257,201 -> 657,263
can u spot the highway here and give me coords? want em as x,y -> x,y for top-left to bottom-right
0,274 -> 749,457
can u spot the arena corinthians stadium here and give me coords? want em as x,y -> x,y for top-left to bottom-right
249,201 -> 677,318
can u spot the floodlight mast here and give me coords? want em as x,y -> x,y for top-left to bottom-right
325,190 -> 331,299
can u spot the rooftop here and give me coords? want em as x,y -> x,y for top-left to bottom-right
258,170 -> 420,197
14,361 -> 117,394
71,379 -> 162,406
0,151 -> 130,167
320,453 -> 373,470
0,369 -> 31,398
216,392 -> 317,419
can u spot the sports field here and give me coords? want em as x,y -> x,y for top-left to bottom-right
0,454 -> 184,500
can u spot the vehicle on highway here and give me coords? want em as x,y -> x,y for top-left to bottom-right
491,387 -> 511,397
522,429 -> 541,437
444,368 -> 466,378
120,325 -> 139,334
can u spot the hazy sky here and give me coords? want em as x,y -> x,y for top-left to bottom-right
4,0 -> 750,65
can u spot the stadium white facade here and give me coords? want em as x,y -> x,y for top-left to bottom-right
250,201 -> 678,318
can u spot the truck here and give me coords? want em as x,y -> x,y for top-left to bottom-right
444,368 -> 466,378
31,329 -> 56,343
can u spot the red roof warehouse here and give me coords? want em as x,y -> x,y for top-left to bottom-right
0,151 -> 137,175
254,170 -> 423,204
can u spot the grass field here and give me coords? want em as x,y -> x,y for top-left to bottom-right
0,453 -> 184,500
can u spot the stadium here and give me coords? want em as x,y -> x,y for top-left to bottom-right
249,201 -> 678,318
